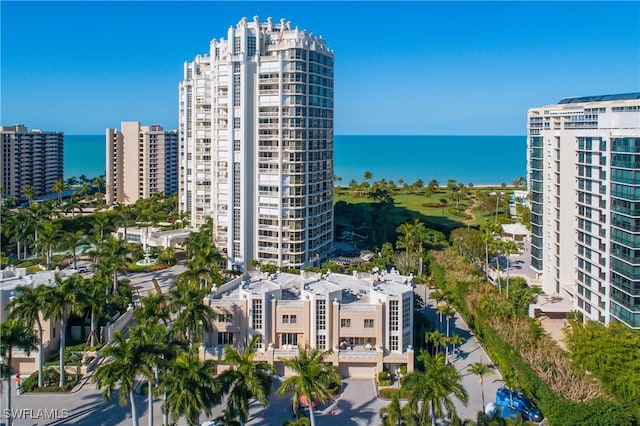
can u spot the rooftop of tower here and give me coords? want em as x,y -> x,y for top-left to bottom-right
558,93 -> 640,104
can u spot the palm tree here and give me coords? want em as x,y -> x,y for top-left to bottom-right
21,184 -> 36,205
425,329 -> 448,357
97,235 -> 128,294
37,221 -> 62,269
430,289 -> 447,306
2,211 -> 30,260
129,321 -> 178,426
396,219 -> 429,276
183,223 -> 224,284
93,331 -> 159,426
62,230 -> 85,270
92,214 -> 112,241
25,203 -> 48,254
41,273 -> 86,386
168,282 -> 215,348
439,198 -> 448,217
63,196 -> 83,218
134,293 -> 170,326
480,221 -> 500,277
52,178 -> 66,205
277,346 -> 341,426
403,351 -> 468,426
84,276 -> 109,347
283,414 -> 312,426
449,333 -> 466,360
439,304 -> 457,362
467,361 -> 494,412
5,194 -> 17,207
92,176 -> 105,193
8,286 -> 47,387
164,350 -> 222,426
435,303 -> 448,333
114,204 -> 134,240
219,334 -> 275,425
0,319 -> 37,426
379,392 -> 403,425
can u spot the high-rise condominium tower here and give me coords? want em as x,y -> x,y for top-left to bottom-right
527,93 -> 640,328
0,124 -> 64,201
179,17 -> 334,271
106,122 -> 178,205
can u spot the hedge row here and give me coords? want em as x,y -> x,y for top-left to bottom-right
428,255 -> 637,426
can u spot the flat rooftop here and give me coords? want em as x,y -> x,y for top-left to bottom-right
207,269 -> 413,305
558,93 -> 640,104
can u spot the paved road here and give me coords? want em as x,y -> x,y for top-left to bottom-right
5,377 -> 385,426
415,285 -> 503,421
125,261 -> 187,305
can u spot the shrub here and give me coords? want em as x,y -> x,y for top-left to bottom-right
23,368 -> 79,393
327,379 -> 342,396
21,373 -> 38,392
377,371 -> 392,387
379,388 -> 411,399
399,365 -> 408,375
447,207 -> 471,219
125,262 -> 168,273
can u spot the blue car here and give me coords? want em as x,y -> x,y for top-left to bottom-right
495,387 -> 544,423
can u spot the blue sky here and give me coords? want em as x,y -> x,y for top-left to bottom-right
2,1 -> 639,135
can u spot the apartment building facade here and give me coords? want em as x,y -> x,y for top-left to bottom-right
0,125 -> 64,201
199,269 -> 415,378
527,93 -> 640,328
106,122 -> 178,205
179,17 -> 334,270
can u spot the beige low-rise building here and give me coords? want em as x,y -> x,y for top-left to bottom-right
199,269 -> 415,378
0,267 -> 72,374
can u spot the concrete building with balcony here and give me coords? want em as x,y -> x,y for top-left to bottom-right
106,122 -> 178,205
0,125 -> 64,201
179,16 -> 334,270
199,269 -> 415,378
527,93 -> 640,328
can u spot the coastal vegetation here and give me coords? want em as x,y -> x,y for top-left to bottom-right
427,247 -> 637,425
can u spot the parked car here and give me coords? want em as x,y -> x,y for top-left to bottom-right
494,387 -> 544,423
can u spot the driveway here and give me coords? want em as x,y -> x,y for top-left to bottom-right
415,285 -> 503,421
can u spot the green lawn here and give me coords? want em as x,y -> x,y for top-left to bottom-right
334,188 -> 515,232
334,192 -> 471,231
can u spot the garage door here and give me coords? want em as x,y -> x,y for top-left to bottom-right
339,363 -> 376,378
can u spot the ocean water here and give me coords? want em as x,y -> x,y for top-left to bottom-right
65,135 -> 106,179
64,134 -> 526,185
334,135 -> 526,186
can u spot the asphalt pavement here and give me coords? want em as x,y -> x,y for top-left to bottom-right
415,285 -> 503,421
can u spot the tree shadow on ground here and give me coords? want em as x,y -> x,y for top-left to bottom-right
44,389 -> 150,426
